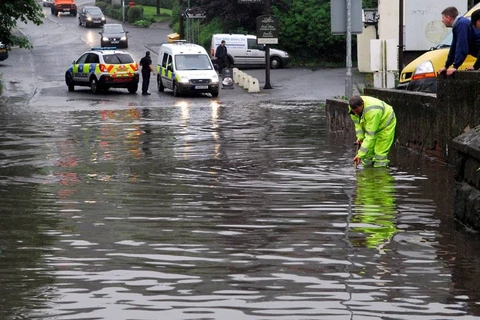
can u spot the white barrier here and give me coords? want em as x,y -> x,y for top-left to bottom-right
243,75 -> 251,90
239,73 -> 246,87
248,78 -> 260,93
234,70 -> 243,85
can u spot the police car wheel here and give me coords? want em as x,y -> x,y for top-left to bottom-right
127,84 -> 137,94
66,74 -> 74,92
157,76 -> 164,92
90,78 -> 100,94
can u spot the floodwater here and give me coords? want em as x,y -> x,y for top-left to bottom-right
1,99 -> 480,320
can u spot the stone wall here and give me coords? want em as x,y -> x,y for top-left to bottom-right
325,71 -> 480,230
451,127 -> 480,230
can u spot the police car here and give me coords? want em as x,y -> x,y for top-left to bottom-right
65,47 -> 139,94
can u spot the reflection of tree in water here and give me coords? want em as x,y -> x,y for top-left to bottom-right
350,168 -> 397,249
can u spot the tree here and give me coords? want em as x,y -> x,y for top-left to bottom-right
0,0 -> 44,48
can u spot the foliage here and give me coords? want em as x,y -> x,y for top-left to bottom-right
129,0 -> 174,9
141,6 -> 172,22
273,0 -> 351,63
96,1 -> 109,12
133,19 -> 153,27
0,0 -> 44,48
198,18 -> 223,51
127,5 -> 144,23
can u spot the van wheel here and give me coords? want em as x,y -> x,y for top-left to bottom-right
211,89 -> 219,98
173,82 -> 179,97
270,57 -> 281,69
157,75 -> 164,92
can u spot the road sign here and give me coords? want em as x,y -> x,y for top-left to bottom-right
185,8 -> 206,19
256,15 -> 278,45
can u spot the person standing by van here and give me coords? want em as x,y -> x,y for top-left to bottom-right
140,51 -> 155,95
215,40 -> 228,74
437,6 -> 480,76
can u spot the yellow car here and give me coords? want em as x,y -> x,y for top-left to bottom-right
398,3 -> 480,92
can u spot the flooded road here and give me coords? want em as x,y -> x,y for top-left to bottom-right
1,99 -> 480,320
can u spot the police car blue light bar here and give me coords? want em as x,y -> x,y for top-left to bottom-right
91,47 -> 118,51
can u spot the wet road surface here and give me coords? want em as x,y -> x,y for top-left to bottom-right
1,99 -> 480,320
1,2 -> 480,319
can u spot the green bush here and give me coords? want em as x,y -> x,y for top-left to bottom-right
133,19 -> 153,28
127,6 -> 143,23
198,18 -> 223,51
95,1 -> 109,12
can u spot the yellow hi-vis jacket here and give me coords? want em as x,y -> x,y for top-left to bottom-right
348,96 -> 396,159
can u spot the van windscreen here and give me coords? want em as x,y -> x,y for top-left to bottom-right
175,54 -> 212,70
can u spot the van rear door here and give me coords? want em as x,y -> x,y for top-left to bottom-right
245,37 -> 266,66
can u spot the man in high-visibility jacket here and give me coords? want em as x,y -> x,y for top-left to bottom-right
348,95 -> 396,167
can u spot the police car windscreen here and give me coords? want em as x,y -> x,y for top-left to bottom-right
103,54 -> 134,64
175,54 -> 212,70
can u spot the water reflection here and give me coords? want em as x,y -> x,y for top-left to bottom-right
0,102 -> 480,319
350,168 -> 397,250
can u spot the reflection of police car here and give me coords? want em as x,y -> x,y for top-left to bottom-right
65,47 -> 139,94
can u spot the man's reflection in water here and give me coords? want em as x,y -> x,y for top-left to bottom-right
350,168 -> 398,250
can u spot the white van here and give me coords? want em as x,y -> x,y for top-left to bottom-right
156,41 -> 219,97
210,34 -> 290,69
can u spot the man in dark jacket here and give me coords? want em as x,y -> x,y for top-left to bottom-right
468,9 -> 480,70
215,40 -> 228,74
437,6 -> 480,76
139,51 -> 155,95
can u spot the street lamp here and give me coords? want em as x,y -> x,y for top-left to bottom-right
122,0 -> 125,22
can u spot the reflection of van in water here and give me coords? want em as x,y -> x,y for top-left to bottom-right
156,41 -> 219,97
210,34 -> 290,69
398,3 -> 480,92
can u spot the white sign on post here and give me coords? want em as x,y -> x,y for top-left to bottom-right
370,39 -> 397,89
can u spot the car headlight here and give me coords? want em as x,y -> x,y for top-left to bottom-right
87,17 -> 92,21
211,75 -> 219,84
121,36 -> 127,41
178,75 -> 190,83
102,37 -> 109,41
411,61 -> 436,80
101,17 -> 106,21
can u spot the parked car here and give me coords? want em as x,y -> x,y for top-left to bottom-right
99,24 -> 128,48
65,47 -> 139,94
42,0 -> 53,7
397,3 -> 480,92
0,42 -> 8,62
78,6 -> 106,28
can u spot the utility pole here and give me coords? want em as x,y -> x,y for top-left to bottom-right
179,0 -> 184,39
398,0 -> 404,73
264,0 -> 272,89
345,0 -> 352,98
122,0 -> 125,22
